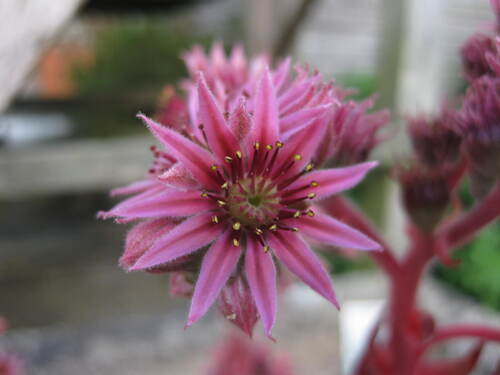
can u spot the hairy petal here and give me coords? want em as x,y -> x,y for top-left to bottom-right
253,68 -> 280,145
283,161 -> 378,200
187,230 -> 241,326
138,114 -> 219,190
280,104 -> 332,136
108,190 -> 215,219
245,236 -> 277,338
158,163 -> 199,190
268,231 -> 339,308
131,212 -> 224,270
197,73 -> 239,159
119,218 -> 176,270
110,179 -> 158,197
290,211 -> 382,251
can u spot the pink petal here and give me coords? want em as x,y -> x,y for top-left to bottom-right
110,179 -> 158,197
158,162 -> 199,190
197,73 -> 239,159
187,230 -> 241,326
253,68 -> 280,145
138,114 -> 219,190
268,231 -> 339,308
280,104 -> 332,136
229,98 -> 253,143
245,236 -> 277,338
217,276 -> 259,337
131,212 -> 224,270
283,161 -> 378,200
109,190 -> 215,219
273,57 -> 291,92
291,211 -> 382,250
119,218 -> 175,270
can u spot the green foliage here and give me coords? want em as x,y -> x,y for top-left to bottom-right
434,180 -> 500,310
337,73 -> 379,101
73,21 -> 209,95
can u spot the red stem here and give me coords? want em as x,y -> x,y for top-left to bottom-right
416,324 -> 500,359
436,183 -> 500,251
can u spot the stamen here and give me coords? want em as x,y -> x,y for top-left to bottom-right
254,142 -> 260,151
275,141 -> 284,148
305,163 -> 314,172
306,209 -> 315,217
211,165 -> 218,171
294,154 -> 302,161
201,191 -> 209,198
233,238 -> 240,247
235,150 -> 242,159
265,144 -> 273,151
217,200 -> 227,207
269,224 -> 277,231
263,245 -> 270,253
224,156 -> 233,163
232,222 -> 241,230
293,210 -> 301,218
307,192 -> 316,199
212,215 -> 219,224
198,124 -> 210,148
221,182 -> 229,189
310,181 -> 319,187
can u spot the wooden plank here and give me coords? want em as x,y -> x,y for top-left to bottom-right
0,136 -> 153,198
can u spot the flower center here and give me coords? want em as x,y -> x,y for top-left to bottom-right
227,176 -> 281,227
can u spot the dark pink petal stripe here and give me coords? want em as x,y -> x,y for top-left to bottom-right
138,114 -> 219,190
268,231 -> 339,308
187,230 -> 241,326
131,212 -> 224,270
292,211 -> 382,251
245,236 -> 277,338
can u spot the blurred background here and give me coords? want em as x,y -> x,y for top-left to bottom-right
0,0 -> 499,374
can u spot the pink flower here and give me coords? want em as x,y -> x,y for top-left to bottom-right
205,333 -> 295,375
0,318 -> 24,375
461,34 -> 497,81
101,71 -> 381,337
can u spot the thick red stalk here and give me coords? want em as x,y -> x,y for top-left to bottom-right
436,183 -> 500,252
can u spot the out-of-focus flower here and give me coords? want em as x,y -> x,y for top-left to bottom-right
100,71 -> 380,337
396,164 -> 452,232
461,34 -> 497,81
408,110 -> 462,168
205,333 -> 295,375
316,98 -> 390,167
155,85 -> 189,131
454,76 -> 500,198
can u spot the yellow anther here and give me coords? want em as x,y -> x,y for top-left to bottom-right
263,245 -> 270,253
269,224 -> 277,231
232,238 -> 240,247
305,163 -> 314,172
224,156 -> 233,163
236,150 -> 242,159
212,215 -> 219,224
226,313 -> 236,320
310,180 -> 319,187
254,142 -> 260,151
211,165 -> 218,171
293,211 -> 301,218
232,222 -> 241,230
275,141 -> 284,148
307,192 -> 316,199
217,200 -> 226,207
221,182 -> 229,189
294,154 -> 302,161
201,191 -> 209,198
292,227 -> 299,232
255,228 -> 263,236
306,209 -> 315,217
265,144 -> 273,151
